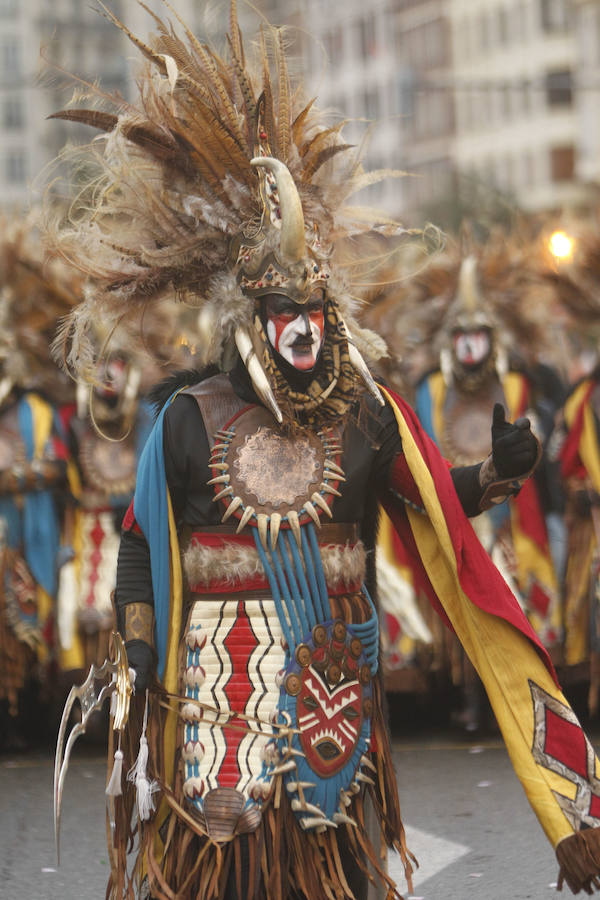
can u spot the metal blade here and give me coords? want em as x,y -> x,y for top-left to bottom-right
54,633 -> 131,863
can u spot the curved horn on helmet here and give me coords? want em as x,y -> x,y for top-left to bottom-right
234,326 -> 283,423
340,317 -> 385,406
456,255 -> 481,314
250,157 -> 306,264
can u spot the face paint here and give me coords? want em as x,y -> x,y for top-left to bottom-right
453,329 -> 491,367
264,294 -> 325,371
97,357 -> 128,398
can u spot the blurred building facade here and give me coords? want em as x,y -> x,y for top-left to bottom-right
0,0 -> 198,211
449,0 -> 586,217
0,0 -> 598,225
573,0 -> 600,192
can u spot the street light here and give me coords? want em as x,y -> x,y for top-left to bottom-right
548,230 -> 574,261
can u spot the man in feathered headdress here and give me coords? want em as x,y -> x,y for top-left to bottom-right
48,5 -> 600,898
411,233 -> 565,650
55,326 -> 155,681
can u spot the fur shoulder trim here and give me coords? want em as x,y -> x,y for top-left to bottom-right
148,366 -> 219,417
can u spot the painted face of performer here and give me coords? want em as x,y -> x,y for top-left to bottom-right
97,357 -> 128,398
263,292 -> 325,372
452,328 -> 492,368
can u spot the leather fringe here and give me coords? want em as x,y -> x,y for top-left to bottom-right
106,686 -> 415,899
557,827 -> 600,894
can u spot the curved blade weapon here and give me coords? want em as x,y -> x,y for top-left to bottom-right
53,631 -> 132,863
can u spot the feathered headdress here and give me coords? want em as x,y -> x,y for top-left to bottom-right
0,211 -> 81,405
46,0 -> 402,424
364,226 -> 554,385
542,221 -> 600,330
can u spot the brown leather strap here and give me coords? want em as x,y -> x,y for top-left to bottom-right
182,374 -> 248,450
184,521 -> 359,543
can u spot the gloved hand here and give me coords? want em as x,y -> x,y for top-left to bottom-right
491,402 -> 538,478
125,639 -> 155,693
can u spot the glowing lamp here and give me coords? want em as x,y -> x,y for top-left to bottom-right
549,231 -> 573,260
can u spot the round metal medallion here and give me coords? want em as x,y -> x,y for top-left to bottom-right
350,637 -> 363,659
312,624 -> 328,646
80,429 -> 137,495
326,663 -> 342,685
224,407 -> 327,517
284,673 -> 302,696
295,644 -> 312,667
332,621 -> 347,642
359,664 -> 372,685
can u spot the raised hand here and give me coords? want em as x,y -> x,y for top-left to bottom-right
491,403 -> 538,478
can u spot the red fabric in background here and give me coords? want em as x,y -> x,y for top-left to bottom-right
510,376 -> 550,551
382,386 -> 556,684
514,478 -> 550,551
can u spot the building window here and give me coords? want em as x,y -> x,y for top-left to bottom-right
545,69 -> 572,106
363,87 -> 380,120
0,37 -> 20,77
520,78 -> 531,114
499,84 -> 510,120
3,96 -> 22,129
540,0 -> 570,32
359,14 -> 377,58
498,7 -> 509,44
325,28 -> 343,60
5,150 -> 26,184
550,145 -> 574,181
479,12 -> 489,51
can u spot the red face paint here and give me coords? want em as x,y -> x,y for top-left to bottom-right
453,329 -> 491,367
264,293 -> 325,371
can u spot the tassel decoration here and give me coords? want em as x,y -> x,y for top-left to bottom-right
127,690 -> 159,821
106,747 -> 124,798
556,826 -> 600,894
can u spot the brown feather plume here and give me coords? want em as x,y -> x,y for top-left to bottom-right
44,0 -> 404,381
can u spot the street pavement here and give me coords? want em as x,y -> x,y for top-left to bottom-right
0,725 -> 593,900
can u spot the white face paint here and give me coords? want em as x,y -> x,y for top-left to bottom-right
264,295 -> 325,372
453,329 -> 491,367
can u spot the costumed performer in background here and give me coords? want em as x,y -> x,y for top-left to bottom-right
0,213 -> 74,748
408,232 -> 564,730
55,326 -> 155,678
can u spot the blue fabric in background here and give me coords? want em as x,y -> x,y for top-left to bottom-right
415,378 -> 436,441
17,396 -> 59,596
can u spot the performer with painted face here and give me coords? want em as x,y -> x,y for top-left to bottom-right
56,341 -> 154,678
410,236 -> 565,731
49,7 -> 600,898
412,237 -> 564,650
